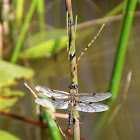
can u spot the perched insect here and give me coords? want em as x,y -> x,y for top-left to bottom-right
35,84 -> 111,130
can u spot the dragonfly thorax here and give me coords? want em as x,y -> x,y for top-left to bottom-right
69,92 -> 76,101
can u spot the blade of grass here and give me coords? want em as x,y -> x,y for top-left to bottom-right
76,24 -> 105,67
41,107 -> 62,140
109,0 -> 137,98
11,0 -> 38,63
15,0 -> 24,28
105,1 -> 125,17
37,0 -> 45,30
95,0 -> 137,135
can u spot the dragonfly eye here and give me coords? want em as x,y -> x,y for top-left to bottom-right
70,53 -> 76,59
69,84 -> 78,89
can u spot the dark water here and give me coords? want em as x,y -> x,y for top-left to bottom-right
1,0 -> 140,140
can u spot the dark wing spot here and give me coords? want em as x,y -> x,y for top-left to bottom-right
51,96 -> 56,101
89,102 -> 93,104
93,93 -> 96,96
77,100 -> 82,103
74,101 -> 77,106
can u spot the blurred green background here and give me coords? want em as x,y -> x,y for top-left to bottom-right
0,0 -> 140,140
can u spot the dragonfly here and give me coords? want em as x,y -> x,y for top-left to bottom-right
35,84 -> 111,130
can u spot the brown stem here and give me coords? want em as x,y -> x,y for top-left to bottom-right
122,70 -> 132,100
65,0 -> 80,139
2,0 -> 10,35
77,11 -> 140,30
0,111 -> 46,128
65,0 -> 78,85
24,83 -> 68,140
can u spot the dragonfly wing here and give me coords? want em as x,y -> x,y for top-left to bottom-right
78,92 -> 111,102
35,85 -> 69,99
35,98 -> 69,109
76,101 -> 109,112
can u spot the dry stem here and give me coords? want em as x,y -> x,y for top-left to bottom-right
24,83 -> 67,140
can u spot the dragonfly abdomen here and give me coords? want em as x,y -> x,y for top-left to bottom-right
68,113 -> 73,130
68,99 -> 75,130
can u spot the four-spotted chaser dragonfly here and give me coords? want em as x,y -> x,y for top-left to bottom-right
35,84 -> 111,130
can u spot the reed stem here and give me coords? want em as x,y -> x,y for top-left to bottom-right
37,0 -> 45,30
15,0 -> 24,28
95,0 -> 137,135
11,0 -> 38,63
65,0 -> 80,139
109,0 -> 137,98
41,107 -> 62,140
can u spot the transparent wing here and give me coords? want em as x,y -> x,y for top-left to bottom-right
35,85 -> 69,99
76,101 -> 109,112
77,92 -> 111,102
35,98 -> 69,109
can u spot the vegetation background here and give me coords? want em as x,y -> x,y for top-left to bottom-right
0,0 -> 140,140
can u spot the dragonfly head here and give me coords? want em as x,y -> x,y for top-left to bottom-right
69,84 -> 78,90
69,84 -> 78,95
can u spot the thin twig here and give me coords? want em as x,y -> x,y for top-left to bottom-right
54,113 -> 68,119
77,11 -> 140,30
0,111 -> 46,128
24,83 -> 68,140
75,24 -> 105,69
123,70 -> 132,100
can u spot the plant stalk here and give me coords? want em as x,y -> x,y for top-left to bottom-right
109,0 -> 137,98
37,0 -> 45,30
11,0 -> 38,63
95,0 -> 137,135
16,0 -> 24,28
41,107 -> 62,140
65,0 -> 80,139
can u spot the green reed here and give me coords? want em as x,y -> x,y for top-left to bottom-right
11,0 -> 38,63
95,0 -> 137,135
109,0 -> 137,98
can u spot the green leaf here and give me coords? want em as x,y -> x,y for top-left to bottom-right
19,29 -> 67,59
0,60 -> 34,87
0,97 -> 18,110
0,130 -> 20,140
0,87 -> 24,110
41,107 -> 62,140
1,87 -> 24,97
